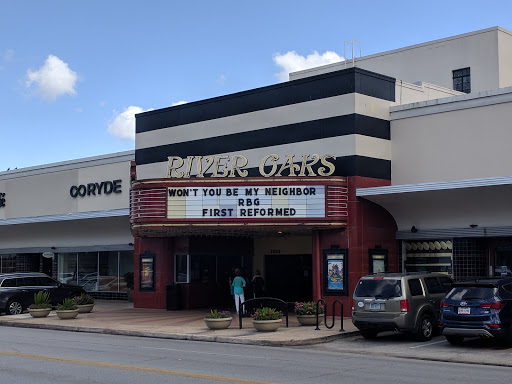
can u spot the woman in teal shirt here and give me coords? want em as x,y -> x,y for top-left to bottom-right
231,268 -> 246,313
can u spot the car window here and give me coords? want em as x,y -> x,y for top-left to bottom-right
502,283 -> 512,294
354,279 -> 402,298
37,276 -> 57,286
446,286 -> 496,300
1,278 -> 16,287
425,277 -> 444,294
438,276 -> 453,293
408,279 -> 424,296
18,277 -> 39,286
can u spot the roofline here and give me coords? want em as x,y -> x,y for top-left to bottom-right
290,26 -> 510,79
0,150 -> 134,180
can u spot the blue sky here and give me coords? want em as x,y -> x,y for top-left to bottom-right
1,0 -> 511,171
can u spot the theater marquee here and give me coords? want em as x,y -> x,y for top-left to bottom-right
167,185 -> 325,219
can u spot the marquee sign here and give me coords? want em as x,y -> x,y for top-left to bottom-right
167,185 -> 325,219
166,154 -> 336,179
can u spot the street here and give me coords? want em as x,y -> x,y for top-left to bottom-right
0,327 -> 510,384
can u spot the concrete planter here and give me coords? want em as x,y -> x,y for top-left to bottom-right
296,314 -> 323,326
77,304 -> 94,313
56,309 -> 79,319
204,317 -> 232,330
252,319 -> 282,332
28,308 -> 51,318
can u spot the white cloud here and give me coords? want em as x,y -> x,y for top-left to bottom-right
108,106 -> 148,141
273,50 -> 343,82
25,54 -> 78,101
171,101 -> 187,106
3,49 -> 14,62
216,74 -> 227,85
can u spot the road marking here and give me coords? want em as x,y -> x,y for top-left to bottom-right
0,349 -> 279,384
409,340 -> 447,349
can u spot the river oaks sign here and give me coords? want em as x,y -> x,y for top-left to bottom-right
167,185 -> 325,219
0,192 -> 5,208
166,154 -> 336,178
69,180 -> 122,198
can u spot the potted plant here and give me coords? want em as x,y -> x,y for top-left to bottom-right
28,290 -> 52,318
124,272 -> 134,303
55,298 -> 79,319
294,301 -> 324,326
204,309 -> 232,329
252,307 -> 282,332
73,293 -> 95,313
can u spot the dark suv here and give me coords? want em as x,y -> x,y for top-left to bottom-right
0,272 -> 85,315
352,272 -> 454,341
440,277 -> 512,345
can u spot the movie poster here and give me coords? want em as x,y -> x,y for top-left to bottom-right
140,256 -> 154,290
327,255 -> 344,290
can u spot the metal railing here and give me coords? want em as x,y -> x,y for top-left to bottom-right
314,299 -> 344,332
238,297 -> 289,329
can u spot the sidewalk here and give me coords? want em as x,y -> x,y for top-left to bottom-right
0,300 -> 358,346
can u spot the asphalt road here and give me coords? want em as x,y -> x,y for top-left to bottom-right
0,327 -> 510,384
305,331 -> 512,367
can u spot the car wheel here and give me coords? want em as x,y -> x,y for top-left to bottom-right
415,314 -> 434,341
6,299 -> 23,315
360,329 -> 379,339
445,335 -> 464,345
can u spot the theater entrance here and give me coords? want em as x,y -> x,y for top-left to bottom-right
264,254 -> 313,303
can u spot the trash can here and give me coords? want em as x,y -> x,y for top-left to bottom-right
166,283 -> 181,310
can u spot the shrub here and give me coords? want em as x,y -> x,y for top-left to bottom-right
205,309 -> 231,319
73,293 -> 94,305
29,290 -> 51,309
56,298 -> 78,311
252,307 -> 282,321
294,301 -> 324,316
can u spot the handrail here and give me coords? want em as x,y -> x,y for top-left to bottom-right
315,299 -> 344,332
238,297 -> 289,329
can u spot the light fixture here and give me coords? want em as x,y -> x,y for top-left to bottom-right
51,246 -> 56,250
470,224 -> 478,228
410,226 -> 418,233
128,242 -> 134,246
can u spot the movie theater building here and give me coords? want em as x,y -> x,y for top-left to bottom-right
0,151 -> 134,299
131,26 -> 512,313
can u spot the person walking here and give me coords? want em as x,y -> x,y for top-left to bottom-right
231,268 -> 246,314
251,269 -> 265,298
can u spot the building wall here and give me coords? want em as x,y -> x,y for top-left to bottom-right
0,152 -> 133,221
290,27 -> 511,94
390,88 -> 512,185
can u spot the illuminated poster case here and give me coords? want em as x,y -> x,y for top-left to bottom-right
139,252 -> 156,291
323,247 -> 349,296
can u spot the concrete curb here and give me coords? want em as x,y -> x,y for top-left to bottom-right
0,320 -> 360,347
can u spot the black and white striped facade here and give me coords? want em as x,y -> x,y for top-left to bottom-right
135,68 -> 395,182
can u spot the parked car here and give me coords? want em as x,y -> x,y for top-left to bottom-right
440,277 -> 512,345
351,272 -> 454,341
0,272 -> 85,315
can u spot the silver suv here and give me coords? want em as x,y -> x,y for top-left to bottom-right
351,272 -> 453,341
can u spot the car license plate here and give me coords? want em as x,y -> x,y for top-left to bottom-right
369,303 -> 381,310
458,307 -> 471,315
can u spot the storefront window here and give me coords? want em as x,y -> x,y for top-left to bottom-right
78,252 -> 99,291
58,253 -> 77,283
0,254 -> 16,273
98,251 -> 119,291
119,251 -> 134,292
57,250 -> 134,292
